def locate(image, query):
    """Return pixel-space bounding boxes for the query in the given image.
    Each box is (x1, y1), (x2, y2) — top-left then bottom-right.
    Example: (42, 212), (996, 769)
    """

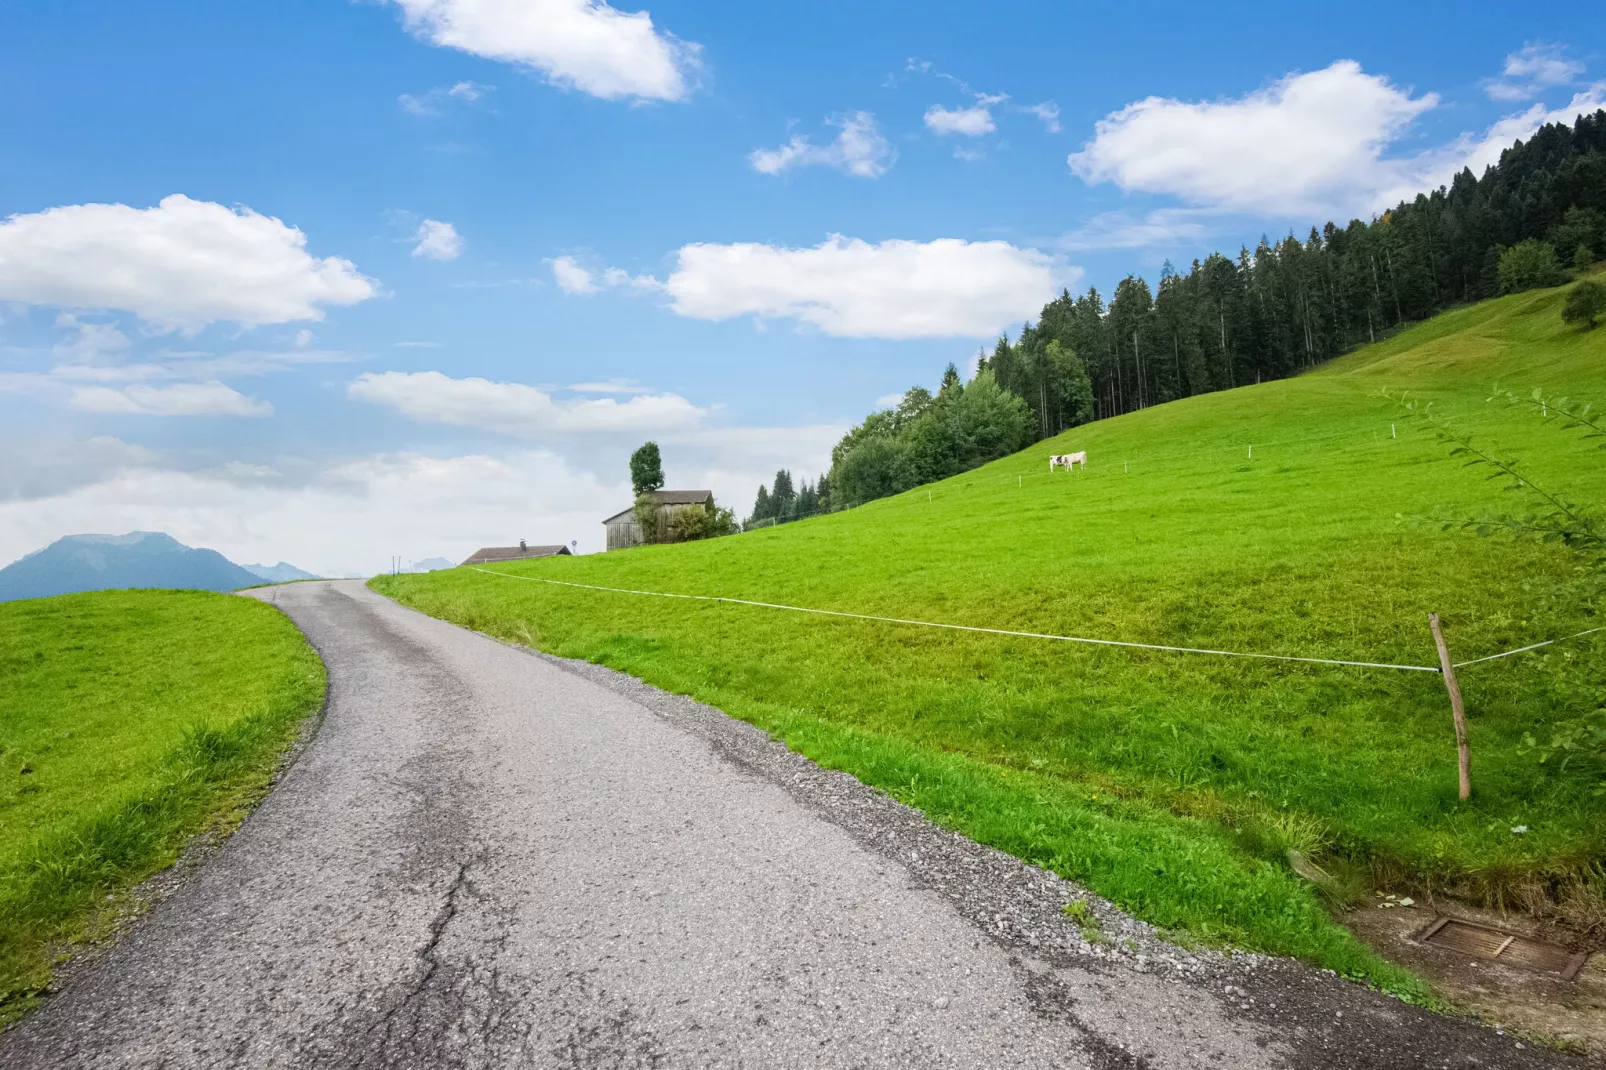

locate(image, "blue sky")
(1, 1), (1601, 572)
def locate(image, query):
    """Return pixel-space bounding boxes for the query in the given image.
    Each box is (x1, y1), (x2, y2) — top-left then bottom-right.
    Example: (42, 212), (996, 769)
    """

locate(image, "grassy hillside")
(374, 280), (1606, 993)
(0, 590), (325, 1020)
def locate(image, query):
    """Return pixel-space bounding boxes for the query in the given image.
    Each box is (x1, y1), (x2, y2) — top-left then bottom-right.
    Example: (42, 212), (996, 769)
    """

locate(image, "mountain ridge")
(0, 532), (311, 602)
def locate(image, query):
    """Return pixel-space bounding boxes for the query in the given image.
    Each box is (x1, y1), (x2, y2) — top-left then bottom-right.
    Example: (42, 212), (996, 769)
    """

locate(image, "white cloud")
(874, 392), (905, 409)
(349, 370), (706, 434)
(1057, 209), (1212, 252)
(551, 255), (598, 294)
(388, 0), (698, 102)
(0, 452), (620, 574)
(1069, 61), (1441, 216)
(1069, 62), (1606, 219)
(0, 194), (377, 331)
(411, 219), (463, 260)
(294, 328), (315, 348)
(68, 381), (274, 417)
(924, 104), (996, 137)
(750, 112), (896, 178)
(1486, 43), (1585, 101)
(1022, 102), (1061, 132)
(399, 80), (492, 115)
(661, 235), (1068, 339)
(1434, 88), (1606, 191)
(52, 315), (133, 365)
(0, 420), (847, 572)
(568, 379), (654, 394)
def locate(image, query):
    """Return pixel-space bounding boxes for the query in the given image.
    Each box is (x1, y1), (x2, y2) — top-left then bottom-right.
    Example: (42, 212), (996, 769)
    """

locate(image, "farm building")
(459, 541), (572, 566)
(603, 490), (713, 550)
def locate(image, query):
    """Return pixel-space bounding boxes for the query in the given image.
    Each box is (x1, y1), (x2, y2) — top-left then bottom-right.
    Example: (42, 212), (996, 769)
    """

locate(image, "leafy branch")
(1387, 390), (1603, 558)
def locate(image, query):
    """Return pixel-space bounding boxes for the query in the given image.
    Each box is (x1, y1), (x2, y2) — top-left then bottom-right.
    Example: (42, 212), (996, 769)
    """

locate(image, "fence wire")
(467, 567), (1601, 674)
(468, 567), (1456, 672)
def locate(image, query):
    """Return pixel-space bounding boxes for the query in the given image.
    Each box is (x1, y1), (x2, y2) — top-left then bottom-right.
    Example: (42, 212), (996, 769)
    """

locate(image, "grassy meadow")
(373, 280), (1606, 993)
(0, 590), (325, 1020)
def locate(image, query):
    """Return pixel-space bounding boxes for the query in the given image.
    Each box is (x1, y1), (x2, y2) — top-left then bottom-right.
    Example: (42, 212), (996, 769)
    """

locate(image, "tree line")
(746, 109), (1606, 523)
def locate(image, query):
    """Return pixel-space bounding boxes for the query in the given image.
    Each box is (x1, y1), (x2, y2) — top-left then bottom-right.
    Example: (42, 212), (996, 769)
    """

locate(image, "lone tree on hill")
(1562, 279), (1605, 329)
(1497, 240), (1566, 294)
(629, 441), (664, 495)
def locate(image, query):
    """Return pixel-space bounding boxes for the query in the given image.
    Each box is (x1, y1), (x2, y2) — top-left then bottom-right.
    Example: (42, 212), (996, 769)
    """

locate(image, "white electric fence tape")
(469, 567), (1469, 672)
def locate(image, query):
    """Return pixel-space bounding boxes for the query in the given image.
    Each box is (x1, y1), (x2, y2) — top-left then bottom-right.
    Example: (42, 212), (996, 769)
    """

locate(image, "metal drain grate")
(1414, 916), (1590, 980)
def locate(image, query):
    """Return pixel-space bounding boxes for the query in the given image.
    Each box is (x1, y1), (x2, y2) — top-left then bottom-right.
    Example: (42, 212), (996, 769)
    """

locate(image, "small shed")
(459, 542), (572, 567)
(603, 490), (713, 550)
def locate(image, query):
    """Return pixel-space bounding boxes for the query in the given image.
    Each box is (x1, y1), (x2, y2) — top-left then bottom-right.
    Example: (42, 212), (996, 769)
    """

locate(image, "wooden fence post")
(1428, 613), (1471, 800)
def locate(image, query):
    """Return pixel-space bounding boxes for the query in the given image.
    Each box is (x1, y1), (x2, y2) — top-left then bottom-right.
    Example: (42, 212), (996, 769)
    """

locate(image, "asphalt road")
(0, 580), (1575, 1068)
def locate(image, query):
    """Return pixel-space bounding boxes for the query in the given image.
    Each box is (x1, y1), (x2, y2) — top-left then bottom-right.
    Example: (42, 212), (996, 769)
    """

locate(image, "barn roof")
(459, 544), (572, 566)
(601, 489), (713, 525)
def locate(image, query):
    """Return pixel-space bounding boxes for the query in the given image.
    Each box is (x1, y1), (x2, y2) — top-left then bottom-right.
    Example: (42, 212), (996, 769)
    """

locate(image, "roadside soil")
(1346, 899), (1605, 1056)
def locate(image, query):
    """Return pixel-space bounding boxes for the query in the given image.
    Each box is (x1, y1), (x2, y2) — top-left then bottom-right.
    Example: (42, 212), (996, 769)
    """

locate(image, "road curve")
(0, 580), (1566, 1069)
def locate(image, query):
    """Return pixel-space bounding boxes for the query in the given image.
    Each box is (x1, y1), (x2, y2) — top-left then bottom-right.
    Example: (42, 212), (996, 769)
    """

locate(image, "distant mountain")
(0, 532), (264, 603)
(241, 561), (321, 583)
(412, 558), (455, 572)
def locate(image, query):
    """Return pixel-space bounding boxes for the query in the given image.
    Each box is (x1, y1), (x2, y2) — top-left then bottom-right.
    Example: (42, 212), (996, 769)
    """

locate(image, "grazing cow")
(1049, 451), (1088, 472)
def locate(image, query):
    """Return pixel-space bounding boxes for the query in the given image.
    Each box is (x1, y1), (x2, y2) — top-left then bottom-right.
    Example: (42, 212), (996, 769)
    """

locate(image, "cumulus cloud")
(749, 112), (895, 178)
(388, 0), (698, 102)
(924, 104), (996, 137)
(1069, 60), (1606, 220)
(0, 194), (377, 331)
(1068, 61), (1440, 216)
(68, 381), (274, 417)
(1485, 43), (1585, 101)
(348, 370), (706, 434)
(660, 235), (1067, 339)
(412, 219), (464, 260)
(551, 255), (598, 294)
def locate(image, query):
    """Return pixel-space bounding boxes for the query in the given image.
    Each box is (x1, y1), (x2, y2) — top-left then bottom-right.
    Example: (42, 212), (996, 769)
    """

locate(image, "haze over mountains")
(0, 532), (320, 603)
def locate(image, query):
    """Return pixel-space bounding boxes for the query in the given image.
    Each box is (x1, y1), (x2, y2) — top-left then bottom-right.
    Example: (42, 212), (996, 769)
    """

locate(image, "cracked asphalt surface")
(0, 580), (1581, 1068)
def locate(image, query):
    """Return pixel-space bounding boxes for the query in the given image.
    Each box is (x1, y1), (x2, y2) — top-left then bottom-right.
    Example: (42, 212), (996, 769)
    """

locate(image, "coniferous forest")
(747, 109), (1606, 526)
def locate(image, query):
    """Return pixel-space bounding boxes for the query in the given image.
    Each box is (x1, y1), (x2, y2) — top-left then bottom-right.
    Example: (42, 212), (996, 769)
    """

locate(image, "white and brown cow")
(1049, 451), (1087, 472)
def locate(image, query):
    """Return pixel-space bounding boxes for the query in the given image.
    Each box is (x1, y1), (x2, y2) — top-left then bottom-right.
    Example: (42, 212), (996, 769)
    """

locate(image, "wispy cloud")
(1057, 209), (1212, 252)
(749, 112), (895, 178)
(69, 381), (274, 417)
(399, 80), (493, 116)
(1484, 43), (1585, 101)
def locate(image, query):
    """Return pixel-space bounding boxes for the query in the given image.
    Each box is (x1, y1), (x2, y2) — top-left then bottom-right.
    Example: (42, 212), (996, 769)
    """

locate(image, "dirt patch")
(1346, 898), (1605, 1056)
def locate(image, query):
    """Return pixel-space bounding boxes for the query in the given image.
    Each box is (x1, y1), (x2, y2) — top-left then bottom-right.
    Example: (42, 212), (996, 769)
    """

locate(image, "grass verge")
(0, 589), (325, 1021)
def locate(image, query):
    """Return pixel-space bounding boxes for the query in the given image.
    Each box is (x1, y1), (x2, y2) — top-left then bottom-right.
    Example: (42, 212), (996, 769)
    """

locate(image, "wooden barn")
(459, 541), (572, 566)
(602, 490), (712, 550)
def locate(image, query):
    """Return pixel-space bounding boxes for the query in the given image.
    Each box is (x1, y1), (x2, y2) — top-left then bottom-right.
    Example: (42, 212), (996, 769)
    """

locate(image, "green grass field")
(373, 280), (1606, 994)
(0, 590), (325, 1019)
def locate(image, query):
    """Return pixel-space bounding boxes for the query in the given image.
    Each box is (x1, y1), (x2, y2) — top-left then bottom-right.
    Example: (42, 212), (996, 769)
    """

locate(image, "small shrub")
(1562, 279), (1605, 329)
